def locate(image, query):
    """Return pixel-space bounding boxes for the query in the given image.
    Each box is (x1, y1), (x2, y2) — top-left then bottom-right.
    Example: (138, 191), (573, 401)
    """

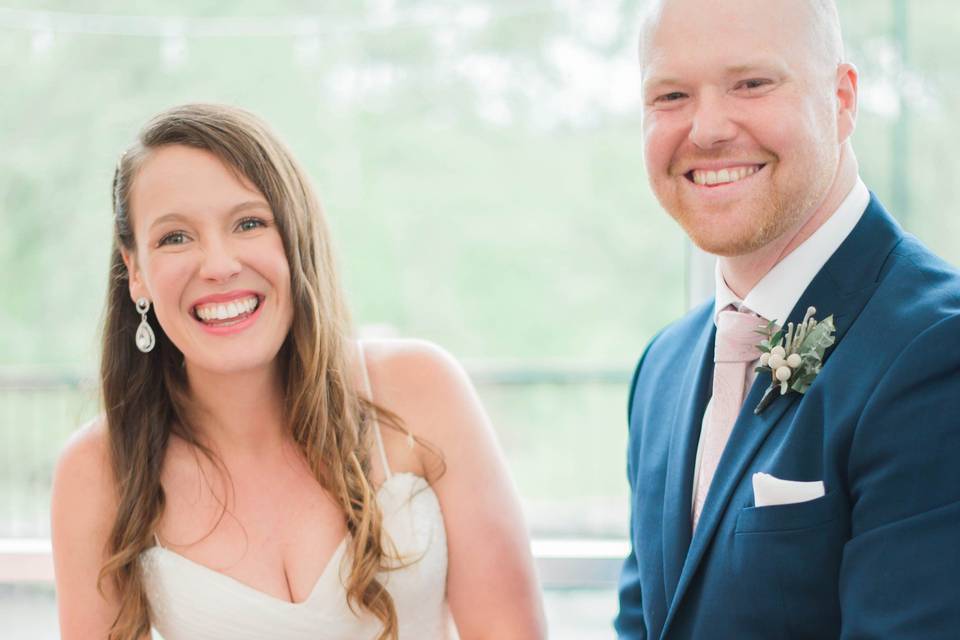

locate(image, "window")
(1, 2), (958, 637)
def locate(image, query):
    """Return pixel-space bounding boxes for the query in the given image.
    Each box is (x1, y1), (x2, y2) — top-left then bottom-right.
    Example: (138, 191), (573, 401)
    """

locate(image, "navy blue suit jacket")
(616, 196), (960, 639)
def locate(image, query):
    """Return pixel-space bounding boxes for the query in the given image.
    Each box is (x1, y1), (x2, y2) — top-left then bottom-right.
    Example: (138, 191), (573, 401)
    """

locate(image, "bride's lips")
(190, 290), (265, 336)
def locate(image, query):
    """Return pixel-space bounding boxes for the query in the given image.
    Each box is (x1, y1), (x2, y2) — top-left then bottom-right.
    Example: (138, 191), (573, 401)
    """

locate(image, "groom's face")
(640, 0), (845, 257)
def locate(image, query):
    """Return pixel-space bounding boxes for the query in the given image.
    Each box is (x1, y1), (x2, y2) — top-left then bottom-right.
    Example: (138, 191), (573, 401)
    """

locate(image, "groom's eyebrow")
(643, 75), (681, 93)
(723, 58), (790, 77)
(643, 58), (790, 89)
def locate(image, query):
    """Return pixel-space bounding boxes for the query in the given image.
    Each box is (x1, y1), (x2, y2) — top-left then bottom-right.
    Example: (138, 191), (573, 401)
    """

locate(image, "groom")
(616, 1), (960, 638)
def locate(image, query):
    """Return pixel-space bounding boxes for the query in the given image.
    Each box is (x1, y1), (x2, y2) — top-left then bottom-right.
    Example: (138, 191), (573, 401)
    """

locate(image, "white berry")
(787, 353), (802, 368)
(768, 354), (786, 370)
(759, 352), (771, 367)
(775, 366), (792, 382)
(771, 345), (786, 358)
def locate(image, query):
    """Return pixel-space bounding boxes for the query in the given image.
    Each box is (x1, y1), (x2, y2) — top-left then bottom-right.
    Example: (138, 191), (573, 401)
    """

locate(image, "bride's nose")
(198, 238), (242, 283)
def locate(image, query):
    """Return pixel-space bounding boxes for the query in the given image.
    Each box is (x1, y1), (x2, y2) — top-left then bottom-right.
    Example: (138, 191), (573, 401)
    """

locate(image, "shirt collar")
(714, 178), (870, 326)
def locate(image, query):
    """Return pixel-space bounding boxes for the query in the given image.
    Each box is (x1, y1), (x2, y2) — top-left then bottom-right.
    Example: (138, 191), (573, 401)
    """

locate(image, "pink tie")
(692, 308), (763, 530)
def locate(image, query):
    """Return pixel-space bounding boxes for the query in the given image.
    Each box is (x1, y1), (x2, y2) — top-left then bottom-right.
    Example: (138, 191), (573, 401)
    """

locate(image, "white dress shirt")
(690, 178), (871, 510)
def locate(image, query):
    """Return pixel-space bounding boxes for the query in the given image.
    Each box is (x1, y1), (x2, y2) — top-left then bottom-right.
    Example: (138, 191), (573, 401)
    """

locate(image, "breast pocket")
(736, 489), (847, 533)
(733, 491), (849, 639)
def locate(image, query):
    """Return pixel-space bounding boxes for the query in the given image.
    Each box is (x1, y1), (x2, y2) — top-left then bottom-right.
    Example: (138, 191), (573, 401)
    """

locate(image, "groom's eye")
(737, 78), (772, 91)
(656, 91), (687, 104)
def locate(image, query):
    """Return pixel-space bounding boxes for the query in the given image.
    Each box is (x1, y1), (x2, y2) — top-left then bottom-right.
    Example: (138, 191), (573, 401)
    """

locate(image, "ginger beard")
(667, 168), (824, 259)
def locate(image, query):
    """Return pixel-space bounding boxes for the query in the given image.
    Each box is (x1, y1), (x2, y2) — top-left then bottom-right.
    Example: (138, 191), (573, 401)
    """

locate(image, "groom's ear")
(835, 62), (858, 144)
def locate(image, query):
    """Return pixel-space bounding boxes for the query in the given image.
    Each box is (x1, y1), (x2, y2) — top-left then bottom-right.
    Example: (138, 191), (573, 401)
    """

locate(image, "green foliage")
(2, 1), (959, 367)
(790, 316), (835, 394)
(2, 1), (960, 537)
(0, 1), (684, 367)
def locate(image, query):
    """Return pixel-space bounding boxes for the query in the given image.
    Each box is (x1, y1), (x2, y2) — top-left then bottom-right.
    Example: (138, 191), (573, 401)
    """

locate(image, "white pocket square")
(752, 472), (825, 507)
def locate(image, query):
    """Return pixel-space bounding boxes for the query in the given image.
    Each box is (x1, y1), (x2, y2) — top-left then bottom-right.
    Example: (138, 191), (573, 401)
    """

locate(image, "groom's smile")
(677, 160), (773, 205)
(686, 164), (765, 187)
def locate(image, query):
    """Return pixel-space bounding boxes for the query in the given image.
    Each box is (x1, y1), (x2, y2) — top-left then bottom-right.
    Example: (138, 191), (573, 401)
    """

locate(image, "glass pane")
(3, 4), (957, 623)
(0, 1), (685, 544)
(843, 0), (960, 262)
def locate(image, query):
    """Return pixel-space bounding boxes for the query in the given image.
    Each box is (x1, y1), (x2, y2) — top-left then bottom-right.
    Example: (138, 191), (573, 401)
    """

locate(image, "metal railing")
(0, 363), (635, 588)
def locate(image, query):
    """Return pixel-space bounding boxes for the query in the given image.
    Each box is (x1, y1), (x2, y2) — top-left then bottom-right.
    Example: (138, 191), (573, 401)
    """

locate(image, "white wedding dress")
(140, 350), (457, 639)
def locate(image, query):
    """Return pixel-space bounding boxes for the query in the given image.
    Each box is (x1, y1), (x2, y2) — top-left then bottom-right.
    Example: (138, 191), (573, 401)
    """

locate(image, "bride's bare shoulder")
(361, 338), (472, 404)
(57, 416), (110, 473)
(362, 337), (460, 372)
(52, 419), (132, 636)
(51, 416), (116, 529)
(360, 338), (487, 452)
(54, 417), (112, 483)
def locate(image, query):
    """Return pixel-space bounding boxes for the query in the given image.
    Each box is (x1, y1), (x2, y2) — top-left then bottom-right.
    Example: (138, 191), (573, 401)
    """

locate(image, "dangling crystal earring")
(135, 298), (156, 353)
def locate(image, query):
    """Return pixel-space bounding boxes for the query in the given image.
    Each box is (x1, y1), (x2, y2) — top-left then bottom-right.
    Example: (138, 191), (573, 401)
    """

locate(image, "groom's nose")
(688, 92), (738, 150)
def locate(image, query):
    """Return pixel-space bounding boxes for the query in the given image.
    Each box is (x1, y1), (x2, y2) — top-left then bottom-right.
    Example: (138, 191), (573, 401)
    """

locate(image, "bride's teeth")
(194, 296), (259, 323)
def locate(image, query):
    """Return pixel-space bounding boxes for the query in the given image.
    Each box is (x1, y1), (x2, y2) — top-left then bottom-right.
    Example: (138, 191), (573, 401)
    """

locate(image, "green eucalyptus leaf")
(799, 315), (836, 355)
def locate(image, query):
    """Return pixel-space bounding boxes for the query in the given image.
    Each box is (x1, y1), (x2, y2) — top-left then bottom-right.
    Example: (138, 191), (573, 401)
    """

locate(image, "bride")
(50, 103), (546, 640)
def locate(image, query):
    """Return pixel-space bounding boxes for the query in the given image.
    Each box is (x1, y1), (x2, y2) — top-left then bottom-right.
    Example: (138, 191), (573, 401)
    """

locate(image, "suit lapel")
(661, 314), (715, 607)
(659, 195), (903, 639)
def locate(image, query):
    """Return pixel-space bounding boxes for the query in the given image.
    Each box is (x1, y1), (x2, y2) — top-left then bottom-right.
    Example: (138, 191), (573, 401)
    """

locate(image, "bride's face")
(123, 144), (293, 377)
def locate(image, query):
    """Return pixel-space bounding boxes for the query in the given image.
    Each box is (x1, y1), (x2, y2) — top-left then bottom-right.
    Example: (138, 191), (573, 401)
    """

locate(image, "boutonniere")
(753, 306), (836, 415)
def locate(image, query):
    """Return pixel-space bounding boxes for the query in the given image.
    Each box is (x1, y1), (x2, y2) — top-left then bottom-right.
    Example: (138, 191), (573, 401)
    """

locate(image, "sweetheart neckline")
(144, 472), (434, 608)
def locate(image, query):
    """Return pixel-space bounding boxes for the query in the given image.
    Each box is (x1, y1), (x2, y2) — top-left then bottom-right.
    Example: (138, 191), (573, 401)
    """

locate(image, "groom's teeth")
(692, 165), (760, 186)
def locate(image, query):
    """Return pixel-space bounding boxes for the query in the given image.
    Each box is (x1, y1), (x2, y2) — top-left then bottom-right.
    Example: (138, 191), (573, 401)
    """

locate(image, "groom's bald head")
(640, 0), (845, 77)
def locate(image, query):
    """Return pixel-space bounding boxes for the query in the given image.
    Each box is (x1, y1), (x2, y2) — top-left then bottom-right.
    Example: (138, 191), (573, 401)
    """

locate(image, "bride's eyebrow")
(149, 201), (272, 229)
(149, 212), (190, 229)
(228, 200), (272, 215)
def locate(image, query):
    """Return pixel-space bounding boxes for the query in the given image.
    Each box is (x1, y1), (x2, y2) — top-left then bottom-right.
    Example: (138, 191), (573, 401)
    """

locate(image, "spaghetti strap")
(154, 532), (165, 549)
(357, 340), (392, 480)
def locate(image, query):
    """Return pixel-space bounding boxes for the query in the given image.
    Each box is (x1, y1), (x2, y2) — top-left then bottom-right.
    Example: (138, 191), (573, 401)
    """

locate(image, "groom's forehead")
(639, 0), (842, 74)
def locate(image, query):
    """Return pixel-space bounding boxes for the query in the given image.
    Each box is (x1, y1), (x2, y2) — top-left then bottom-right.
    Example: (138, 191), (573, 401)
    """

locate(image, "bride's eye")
(158, 231), (188, 246)
(236, 217), (267, 232)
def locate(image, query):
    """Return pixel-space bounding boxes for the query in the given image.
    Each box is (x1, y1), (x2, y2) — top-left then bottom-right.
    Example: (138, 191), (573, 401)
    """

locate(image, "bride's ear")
(121, 248), (148, 304)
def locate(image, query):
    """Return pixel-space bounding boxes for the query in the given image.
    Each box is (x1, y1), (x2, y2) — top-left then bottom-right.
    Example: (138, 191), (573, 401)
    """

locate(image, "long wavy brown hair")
(98, 103), (411, 639)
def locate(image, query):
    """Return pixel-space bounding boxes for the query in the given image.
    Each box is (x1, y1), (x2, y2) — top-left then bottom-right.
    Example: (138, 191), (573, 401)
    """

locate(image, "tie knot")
(715, 308), (765, 363)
